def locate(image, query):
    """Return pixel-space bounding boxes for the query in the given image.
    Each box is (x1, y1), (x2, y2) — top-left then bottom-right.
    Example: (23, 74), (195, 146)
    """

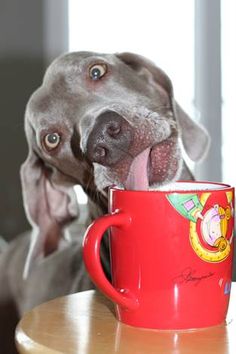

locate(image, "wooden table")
(16, 284), (236, 354)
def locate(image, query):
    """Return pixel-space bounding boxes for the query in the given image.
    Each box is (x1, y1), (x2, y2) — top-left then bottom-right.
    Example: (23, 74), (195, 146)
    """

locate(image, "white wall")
(69, 0), (194, 117)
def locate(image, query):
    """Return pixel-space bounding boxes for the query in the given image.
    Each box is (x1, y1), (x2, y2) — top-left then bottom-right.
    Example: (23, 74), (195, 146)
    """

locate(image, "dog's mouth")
(124, 137), (180, 190)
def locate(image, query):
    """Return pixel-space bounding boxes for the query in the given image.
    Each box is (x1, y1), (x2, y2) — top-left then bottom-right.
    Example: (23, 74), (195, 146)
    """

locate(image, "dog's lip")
(149, 138), (179, 185)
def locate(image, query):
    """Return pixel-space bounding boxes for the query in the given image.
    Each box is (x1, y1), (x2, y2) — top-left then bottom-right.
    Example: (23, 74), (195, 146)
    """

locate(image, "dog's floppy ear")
(174, 103), (210, 161)
(116, 52), (210, 161)
(20, 148), (78, 278)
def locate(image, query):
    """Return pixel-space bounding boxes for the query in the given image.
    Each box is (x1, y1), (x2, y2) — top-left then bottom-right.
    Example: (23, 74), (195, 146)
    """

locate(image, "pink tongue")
(125, 147), (150, 190)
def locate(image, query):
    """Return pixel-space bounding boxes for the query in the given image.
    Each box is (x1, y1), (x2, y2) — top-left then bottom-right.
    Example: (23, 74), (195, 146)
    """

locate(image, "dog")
(0, 51), (209, 353)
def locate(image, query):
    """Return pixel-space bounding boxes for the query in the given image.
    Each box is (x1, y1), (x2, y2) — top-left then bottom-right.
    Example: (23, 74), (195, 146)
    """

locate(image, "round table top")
(16, 284), (236, 354)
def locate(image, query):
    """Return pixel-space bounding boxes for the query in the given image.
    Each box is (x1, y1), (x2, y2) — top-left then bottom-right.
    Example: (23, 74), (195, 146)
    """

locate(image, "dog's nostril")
(106, 122), (121, 137)
(94, 146), (107, 159)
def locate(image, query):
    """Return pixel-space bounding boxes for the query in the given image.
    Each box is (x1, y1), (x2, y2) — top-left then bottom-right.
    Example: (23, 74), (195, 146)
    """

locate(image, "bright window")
(68, 0), (235, 188)
(69, 0), (194, 116)
(221, 0), (236, 187)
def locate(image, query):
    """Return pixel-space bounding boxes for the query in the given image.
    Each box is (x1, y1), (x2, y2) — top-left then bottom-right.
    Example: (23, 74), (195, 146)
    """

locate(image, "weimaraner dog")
(0, 51), (209, 353)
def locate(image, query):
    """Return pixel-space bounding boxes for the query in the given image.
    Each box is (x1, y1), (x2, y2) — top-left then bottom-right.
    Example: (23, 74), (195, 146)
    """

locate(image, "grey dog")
(0, 51), (209, 353)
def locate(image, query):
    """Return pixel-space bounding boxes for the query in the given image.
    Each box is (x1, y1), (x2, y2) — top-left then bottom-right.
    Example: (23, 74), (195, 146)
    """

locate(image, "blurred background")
(0, 0), (235, 246)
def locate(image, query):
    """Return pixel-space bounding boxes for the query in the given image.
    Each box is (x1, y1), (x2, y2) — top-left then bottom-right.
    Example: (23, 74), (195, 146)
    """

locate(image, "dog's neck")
(86, 188), (108, 215)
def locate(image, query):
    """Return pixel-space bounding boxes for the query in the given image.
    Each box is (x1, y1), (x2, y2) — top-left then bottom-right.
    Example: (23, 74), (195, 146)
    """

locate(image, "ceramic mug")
(83, 182), (234, 330)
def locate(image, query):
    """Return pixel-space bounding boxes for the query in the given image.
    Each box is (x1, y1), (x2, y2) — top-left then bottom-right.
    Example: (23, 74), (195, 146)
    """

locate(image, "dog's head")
(21, 51), (209, 275)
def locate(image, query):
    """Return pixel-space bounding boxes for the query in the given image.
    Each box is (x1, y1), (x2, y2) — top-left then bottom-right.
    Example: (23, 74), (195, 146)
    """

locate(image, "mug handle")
(83, 212), (139, 311)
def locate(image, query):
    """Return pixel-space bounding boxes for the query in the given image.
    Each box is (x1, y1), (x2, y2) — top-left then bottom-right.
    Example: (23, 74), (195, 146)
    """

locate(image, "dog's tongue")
(125, 147), (150, 190)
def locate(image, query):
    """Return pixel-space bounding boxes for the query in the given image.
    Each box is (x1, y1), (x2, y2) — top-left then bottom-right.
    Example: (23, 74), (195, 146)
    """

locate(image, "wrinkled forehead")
(43, 51), (118, 86)
(25, 52), (135, 128)
(27, 52), (120, 109)
(42, 51), (148, 101)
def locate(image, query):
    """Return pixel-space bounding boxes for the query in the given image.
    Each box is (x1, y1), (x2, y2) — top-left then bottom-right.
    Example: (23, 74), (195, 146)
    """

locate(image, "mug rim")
(109, 181), (234, 194)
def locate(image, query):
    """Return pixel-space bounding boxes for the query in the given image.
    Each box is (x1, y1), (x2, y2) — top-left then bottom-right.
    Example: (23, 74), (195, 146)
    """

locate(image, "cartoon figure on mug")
(167, 191), (234, 262)
(200, 204), (231, 251)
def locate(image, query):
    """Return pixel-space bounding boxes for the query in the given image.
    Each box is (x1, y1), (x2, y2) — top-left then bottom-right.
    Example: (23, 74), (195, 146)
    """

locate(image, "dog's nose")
(86, 111), (133, 166)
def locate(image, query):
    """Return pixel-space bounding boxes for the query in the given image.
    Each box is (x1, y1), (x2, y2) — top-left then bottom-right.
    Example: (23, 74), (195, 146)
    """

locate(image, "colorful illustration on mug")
(167, 191), (234, 262)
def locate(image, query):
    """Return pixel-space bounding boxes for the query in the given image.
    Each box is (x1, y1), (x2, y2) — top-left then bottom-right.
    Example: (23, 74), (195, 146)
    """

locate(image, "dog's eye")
(43, 133), (61, 151)
(89, 64), (107, 80)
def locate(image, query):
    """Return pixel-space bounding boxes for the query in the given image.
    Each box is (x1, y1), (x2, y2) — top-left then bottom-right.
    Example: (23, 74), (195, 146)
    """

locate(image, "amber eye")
(43, 133), (61, 151)
(89, 64), (107, 80)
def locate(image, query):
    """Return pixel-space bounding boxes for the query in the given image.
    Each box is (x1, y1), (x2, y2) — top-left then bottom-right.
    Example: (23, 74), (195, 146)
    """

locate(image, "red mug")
(83, 182), (234, 330)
